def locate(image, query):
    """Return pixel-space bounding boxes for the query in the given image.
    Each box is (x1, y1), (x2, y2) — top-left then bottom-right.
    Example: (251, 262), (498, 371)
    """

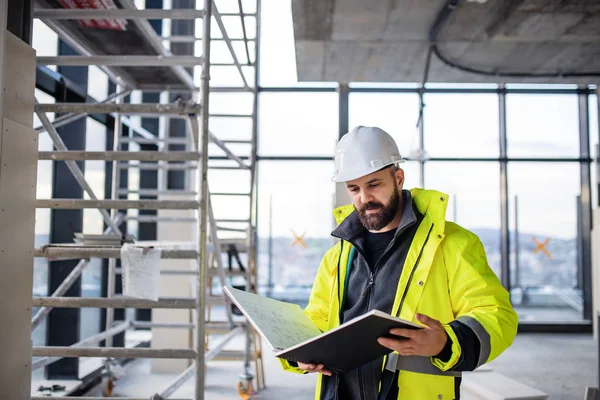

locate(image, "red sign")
(56, 0), (127, 31)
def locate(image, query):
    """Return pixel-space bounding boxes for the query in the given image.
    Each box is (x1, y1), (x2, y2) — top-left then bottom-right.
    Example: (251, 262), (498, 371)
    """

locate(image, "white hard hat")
(331, 126), (404, 183)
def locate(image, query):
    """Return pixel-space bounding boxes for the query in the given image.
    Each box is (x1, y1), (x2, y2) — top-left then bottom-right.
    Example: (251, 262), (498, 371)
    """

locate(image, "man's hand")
(377, 313), (448, 357)
(297, 362), (332, 376)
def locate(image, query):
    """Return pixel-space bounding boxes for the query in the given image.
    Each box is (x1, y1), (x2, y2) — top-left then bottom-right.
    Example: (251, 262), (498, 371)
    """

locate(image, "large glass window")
(349, 93), (420, 159)
(258, 93), (338, 156)
(507, 94), (580, 158)
(424, 162), (501, 277)
(423, 93), (499, 158)
(257, 161), (335, 305)
(508, 162), (582, 322)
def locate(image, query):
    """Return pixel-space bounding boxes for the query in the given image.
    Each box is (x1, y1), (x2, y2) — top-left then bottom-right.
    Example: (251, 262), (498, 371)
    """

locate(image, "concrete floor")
(95, 333), (595, 400)
(488, 333), (596, 400)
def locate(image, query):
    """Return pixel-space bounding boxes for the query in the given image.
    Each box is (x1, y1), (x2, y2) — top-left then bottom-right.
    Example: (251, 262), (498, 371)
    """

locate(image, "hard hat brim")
(331, 160), (404, 183)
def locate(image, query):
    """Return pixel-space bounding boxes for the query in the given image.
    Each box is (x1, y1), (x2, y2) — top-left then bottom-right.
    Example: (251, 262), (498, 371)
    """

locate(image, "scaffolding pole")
(197, 0), (213, 396)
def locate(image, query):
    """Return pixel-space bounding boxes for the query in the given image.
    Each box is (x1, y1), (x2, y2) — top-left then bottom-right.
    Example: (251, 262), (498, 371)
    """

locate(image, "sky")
(30, 0), (599, 244)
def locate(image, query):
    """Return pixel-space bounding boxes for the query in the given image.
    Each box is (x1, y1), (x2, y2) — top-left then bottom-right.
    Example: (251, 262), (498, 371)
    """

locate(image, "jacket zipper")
(396, 224), (434, 316)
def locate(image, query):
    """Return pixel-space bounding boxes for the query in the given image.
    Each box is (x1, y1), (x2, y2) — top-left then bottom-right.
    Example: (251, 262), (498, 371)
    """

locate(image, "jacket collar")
(332, 188), (449, 240)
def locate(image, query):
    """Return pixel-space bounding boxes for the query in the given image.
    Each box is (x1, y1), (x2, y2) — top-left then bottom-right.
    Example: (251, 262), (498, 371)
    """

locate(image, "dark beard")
(357, 187), (401, 231)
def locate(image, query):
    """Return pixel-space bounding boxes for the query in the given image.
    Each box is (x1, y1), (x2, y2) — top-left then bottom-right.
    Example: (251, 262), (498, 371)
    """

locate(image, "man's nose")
(360, 191), (373, 204)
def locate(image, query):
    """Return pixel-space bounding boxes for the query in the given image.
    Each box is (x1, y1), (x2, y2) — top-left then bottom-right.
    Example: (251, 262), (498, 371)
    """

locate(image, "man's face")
(345, 167), (404, 231)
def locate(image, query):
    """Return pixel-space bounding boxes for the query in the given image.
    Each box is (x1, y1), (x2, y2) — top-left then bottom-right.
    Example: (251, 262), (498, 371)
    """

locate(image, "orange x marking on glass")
(532, 237), (552, 259)
(291, 230), (308, 248)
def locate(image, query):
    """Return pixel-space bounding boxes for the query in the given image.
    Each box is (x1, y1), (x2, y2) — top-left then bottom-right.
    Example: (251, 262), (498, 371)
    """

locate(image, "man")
(279, 126), (518, 399)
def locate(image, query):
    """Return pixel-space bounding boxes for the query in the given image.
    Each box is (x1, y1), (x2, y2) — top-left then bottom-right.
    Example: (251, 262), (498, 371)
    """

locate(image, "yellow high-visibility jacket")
(280, 188), (518, 399)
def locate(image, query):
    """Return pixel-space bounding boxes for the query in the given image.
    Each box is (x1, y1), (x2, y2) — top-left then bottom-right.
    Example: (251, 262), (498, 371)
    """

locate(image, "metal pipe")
(161, 364), (196, 399)
(35, 246), (200, 260)
(212, 3), (250, 90)
(115, 268), (198, 276)
(37, 55), (205, 67)
(160, 326), (245, 398)
(32, 346), (196, 359)
(35, 101), (122, 235)
(34, 8), (205, 19)
(209, 113), (253, 118)
(35, 89), (133, 133)
(237, 0), (252, 65)
(125, 215), (197, 223)
(499, 85), (510, 292)
(120, 137), (190, 145)
(32, 321), (131, 370)
(106, 86), (123, 349)
(118, 189), (197, 196)
(209, 132), (250, 169)
(32, 296), (198, 309)
(36, 102), (201, 115)
(163, 35), (256, 43)
(197, 0), (214, 395)
(36, 199), (200, 210)
(38, 151), (201, 161)
(205, 326), (245, 362)
(118, 163), (199, 171)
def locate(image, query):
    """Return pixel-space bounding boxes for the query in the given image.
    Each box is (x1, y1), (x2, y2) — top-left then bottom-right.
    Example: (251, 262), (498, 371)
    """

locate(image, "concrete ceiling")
(291, 0), (600, 83)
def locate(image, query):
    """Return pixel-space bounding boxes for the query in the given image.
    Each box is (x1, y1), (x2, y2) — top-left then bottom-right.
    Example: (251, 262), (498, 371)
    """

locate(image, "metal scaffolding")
(31, 0), (261, 399)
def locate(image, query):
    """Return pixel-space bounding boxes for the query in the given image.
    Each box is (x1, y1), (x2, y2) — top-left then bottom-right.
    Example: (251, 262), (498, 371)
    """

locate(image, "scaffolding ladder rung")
(211, 192), (251, 196)
(209, 165), (248, 170)
(37, 55), (205, 67)
(129, 321), (245, 333)
(36, 199), (200, 210)
(209, 113), (253, 118)
(118, 189), (197, 196)
(34, 246), (200, 260)
(32, 296), (197, 309)
(35, 102), (201, 115)
(125, 215), (197, 223)
(215, 218), (251, 223)
(119, 163), (198, 171)
(120, 137), (191, 145)
(221, 140), (252, 144)
(212, 350), (260, 361)
(32, 346), (196, 359)
(35, 8), (205, 19)
(38, 151), (201, 162)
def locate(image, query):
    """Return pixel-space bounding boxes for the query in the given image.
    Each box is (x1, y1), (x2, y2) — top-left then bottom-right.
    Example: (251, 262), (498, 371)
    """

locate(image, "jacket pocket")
(397, 370), (455, 400)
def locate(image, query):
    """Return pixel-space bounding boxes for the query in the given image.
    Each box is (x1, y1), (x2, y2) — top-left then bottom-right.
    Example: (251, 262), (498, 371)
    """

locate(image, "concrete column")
(0, 23), (38, 400)
(152, 193), (195, 372)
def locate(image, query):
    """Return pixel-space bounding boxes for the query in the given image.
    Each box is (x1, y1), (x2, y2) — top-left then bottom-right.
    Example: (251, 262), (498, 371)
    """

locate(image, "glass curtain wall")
(257, 0), (598, 325)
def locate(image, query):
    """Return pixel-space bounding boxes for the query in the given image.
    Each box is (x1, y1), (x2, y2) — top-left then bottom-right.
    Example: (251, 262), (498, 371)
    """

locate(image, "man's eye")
(369, 183), (380, 188)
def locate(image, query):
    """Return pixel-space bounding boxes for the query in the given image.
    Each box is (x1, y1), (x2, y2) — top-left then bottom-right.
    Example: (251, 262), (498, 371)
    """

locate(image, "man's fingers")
(416, 313), (442, 329)
(314, 365), (332, 376)
(297, 362), (332, 376)
(389, 328), (418, 338)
